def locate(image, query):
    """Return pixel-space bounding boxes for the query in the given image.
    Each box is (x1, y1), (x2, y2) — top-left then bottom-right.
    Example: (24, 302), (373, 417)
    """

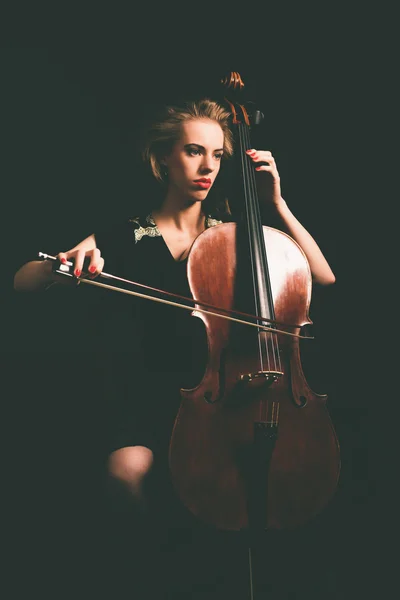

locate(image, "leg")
(103, 445), (161, 599)
(107, 445), (154, 512)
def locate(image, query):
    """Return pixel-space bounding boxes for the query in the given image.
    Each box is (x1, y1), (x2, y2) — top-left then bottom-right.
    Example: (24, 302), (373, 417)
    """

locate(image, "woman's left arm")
(247, 148), (336, 286)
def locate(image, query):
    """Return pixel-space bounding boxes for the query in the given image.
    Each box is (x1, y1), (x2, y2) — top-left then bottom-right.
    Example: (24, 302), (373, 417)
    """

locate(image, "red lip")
(194, 178), (212, 183)
(193, 181), (211, 189)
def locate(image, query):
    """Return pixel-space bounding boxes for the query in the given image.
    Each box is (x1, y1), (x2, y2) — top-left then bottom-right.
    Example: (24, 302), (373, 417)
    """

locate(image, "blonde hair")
(142, 98), (234, 184)
(140, 98), (234, 218)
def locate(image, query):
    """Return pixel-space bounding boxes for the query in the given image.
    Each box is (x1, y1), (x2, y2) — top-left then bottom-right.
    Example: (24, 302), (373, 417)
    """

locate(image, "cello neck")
(234, 119), (276, 324)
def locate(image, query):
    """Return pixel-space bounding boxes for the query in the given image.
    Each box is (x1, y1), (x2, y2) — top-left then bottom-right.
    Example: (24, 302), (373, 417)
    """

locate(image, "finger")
(255, 165), (274, 172)
(72, 249), (88, 278)
(246, 149), (272, 158)
(86, 248), (99, 273)
(57, 251), (71, 266)
(87, 253), (104, 279)
(254, 154), (275, 165)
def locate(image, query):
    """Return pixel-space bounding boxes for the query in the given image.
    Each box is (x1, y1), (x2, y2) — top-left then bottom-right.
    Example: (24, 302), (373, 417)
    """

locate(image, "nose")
(200, 154), (215, 174)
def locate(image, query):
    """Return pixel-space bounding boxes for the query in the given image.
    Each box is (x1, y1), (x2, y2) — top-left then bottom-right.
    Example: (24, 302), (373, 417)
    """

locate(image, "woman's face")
(163, 118), (224, 203)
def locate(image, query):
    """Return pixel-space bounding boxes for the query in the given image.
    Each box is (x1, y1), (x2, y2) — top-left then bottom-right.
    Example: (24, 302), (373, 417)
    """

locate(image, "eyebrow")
(184, 143), (224, 152)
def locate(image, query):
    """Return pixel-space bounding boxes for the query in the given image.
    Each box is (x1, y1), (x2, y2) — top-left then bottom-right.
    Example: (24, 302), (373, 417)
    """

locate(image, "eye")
(214, 153), (223, 161)
(187, 147), (201, 156)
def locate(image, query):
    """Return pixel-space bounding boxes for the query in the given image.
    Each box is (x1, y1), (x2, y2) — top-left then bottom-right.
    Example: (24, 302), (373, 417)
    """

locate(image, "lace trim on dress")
(130, 214), (161, 243)
(130, 214), (222, 243)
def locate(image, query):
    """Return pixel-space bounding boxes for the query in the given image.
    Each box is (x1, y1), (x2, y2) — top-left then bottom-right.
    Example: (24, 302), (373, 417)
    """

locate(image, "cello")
(168, 72), (340, 532)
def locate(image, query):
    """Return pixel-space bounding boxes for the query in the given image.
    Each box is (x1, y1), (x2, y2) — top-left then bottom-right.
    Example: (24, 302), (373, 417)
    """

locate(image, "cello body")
(169, 222), (340, 530)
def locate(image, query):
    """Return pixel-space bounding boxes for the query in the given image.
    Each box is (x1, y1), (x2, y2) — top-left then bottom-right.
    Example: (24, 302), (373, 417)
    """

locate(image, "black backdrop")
(1, 7), (372, 600)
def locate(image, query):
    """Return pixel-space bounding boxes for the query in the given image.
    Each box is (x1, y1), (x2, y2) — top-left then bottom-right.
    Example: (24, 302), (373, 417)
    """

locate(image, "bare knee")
(107, 446), (154, 489)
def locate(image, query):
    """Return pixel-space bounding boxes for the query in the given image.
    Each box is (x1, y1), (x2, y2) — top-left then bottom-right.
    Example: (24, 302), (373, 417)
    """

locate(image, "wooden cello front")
(169, 73), (340, 530)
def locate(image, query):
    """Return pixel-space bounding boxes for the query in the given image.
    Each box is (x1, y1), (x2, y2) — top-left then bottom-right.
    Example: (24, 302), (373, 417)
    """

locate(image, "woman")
(14, 97), (335, 597)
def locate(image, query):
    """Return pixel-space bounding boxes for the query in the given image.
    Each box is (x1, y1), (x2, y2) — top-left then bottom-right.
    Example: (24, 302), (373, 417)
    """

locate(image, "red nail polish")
(60, 257), (67, 264)
(89, 266), (96, 273)
(75, 269), (81, 277)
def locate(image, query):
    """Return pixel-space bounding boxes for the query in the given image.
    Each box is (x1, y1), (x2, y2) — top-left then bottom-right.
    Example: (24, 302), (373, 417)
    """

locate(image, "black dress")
(93, 213), (221, 456)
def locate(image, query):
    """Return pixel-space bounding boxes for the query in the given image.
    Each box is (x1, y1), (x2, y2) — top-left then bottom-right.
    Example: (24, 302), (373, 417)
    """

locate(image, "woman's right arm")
(13, 234), (104, 291)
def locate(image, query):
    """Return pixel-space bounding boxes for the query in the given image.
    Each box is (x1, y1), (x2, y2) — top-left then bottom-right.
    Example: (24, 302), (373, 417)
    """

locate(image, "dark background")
(1, 5), (374, 599)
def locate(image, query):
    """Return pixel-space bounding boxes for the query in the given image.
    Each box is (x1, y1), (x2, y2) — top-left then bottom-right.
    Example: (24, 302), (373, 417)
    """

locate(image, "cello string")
(254, 144), (282, 376)
(244, 125), (274, 424)
(242, 124), (281, 380)
(243, 123), (283, 378)
(240, 122), (270, 423)
(242, 125), (272, 375)
(237, 123), (266, 376)
(242, 121), (283, 423)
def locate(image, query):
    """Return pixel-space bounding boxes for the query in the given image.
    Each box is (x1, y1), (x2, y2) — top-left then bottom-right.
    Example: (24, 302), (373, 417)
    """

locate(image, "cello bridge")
(239, 370), (283, 386)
